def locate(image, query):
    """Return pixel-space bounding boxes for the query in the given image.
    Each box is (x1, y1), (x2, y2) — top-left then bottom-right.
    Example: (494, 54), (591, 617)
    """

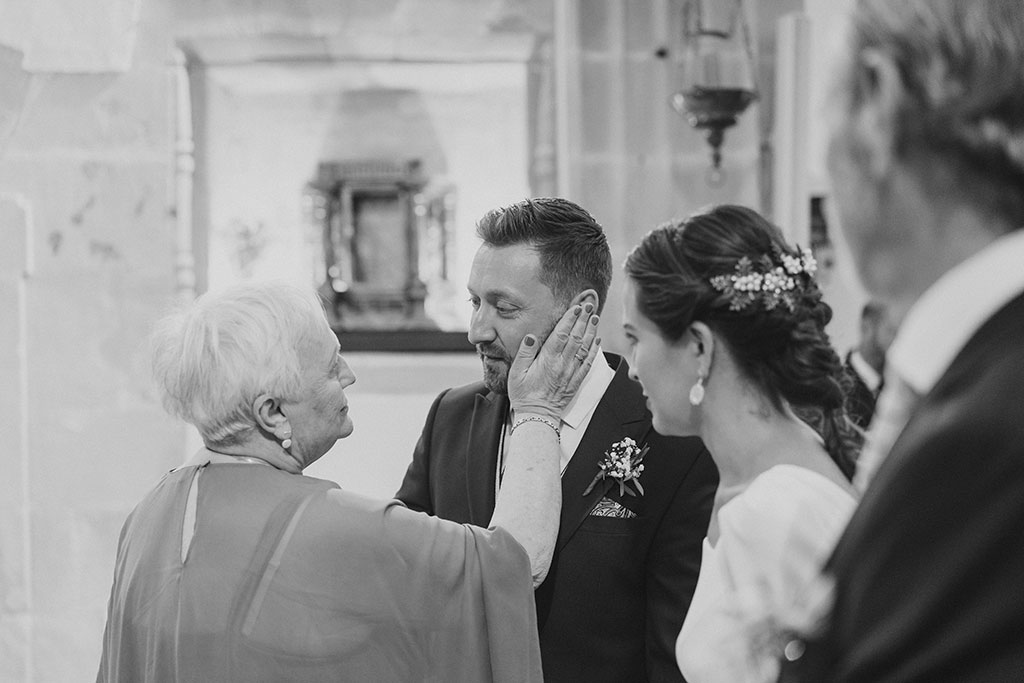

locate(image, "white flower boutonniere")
(582, 437), (649, 497)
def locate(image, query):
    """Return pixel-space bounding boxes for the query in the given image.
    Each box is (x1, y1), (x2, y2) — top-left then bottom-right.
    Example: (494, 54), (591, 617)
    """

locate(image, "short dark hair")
(476, 197), (613, 314)
(624, 204), (861, 480)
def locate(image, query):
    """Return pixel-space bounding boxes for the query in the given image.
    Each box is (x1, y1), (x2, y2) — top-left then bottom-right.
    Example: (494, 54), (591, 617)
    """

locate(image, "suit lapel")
(555, 355), (649, 552)
(466, 391), (509, 526)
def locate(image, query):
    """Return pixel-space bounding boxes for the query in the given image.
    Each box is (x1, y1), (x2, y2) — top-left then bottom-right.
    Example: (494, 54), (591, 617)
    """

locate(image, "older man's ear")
(850, 48), (904, 180)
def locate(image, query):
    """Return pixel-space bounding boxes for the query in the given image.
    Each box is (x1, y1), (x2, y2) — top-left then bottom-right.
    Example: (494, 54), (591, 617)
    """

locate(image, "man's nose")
(467, 308), (496, 345)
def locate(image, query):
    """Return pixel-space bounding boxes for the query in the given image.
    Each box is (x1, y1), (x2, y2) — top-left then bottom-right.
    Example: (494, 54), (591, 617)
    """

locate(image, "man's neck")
(878, 180), (1013, 316)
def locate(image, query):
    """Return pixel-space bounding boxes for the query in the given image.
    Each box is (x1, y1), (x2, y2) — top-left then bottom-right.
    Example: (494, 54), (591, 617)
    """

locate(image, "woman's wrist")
(509, 414), (561, 442)
(509, 402), (561, 422)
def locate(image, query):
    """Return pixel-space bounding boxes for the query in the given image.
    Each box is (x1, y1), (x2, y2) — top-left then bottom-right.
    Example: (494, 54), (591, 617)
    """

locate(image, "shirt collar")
(849, 350), (882, 393)
(560, 347), (615, 429)
(888, 228), (1024, 395)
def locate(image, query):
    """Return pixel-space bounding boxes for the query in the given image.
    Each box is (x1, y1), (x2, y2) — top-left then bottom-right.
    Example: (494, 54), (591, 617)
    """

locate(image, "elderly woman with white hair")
(96, 280), (600, 682)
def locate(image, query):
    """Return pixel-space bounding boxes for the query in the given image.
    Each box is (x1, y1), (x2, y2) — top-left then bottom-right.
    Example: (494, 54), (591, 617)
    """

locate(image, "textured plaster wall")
(0, 0), (181, 679)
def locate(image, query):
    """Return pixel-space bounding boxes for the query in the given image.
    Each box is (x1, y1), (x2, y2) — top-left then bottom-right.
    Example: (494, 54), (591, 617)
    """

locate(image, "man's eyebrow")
(489, 286), (521, 300)
(469, 285), (518, 301)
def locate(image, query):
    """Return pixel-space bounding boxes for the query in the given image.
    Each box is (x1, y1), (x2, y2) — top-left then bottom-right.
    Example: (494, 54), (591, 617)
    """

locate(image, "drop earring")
(689, 373), (705, 406)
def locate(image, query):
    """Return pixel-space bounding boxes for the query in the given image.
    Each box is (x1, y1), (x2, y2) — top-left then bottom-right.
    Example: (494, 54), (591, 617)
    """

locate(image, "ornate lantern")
(670, 0), (757, 181)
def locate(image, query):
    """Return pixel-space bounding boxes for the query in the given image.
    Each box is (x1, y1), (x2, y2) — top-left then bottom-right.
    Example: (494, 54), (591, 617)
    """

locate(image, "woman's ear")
(252, 393), (289, 438)
(688, 322), (715, 375)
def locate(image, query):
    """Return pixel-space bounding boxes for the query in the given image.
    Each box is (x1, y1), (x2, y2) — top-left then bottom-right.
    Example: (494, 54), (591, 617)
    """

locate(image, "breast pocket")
(579, 514), (637, 536)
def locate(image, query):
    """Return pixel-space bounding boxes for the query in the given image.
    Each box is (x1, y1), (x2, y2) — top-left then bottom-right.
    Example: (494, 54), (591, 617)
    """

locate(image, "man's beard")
(477, 343), (511, 394)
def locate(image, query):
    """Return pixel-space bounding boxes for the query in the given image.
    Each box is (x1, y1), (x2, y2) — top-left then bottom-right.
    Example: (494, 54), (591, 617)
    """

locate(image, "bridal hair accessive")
(709, 245), (817, 313)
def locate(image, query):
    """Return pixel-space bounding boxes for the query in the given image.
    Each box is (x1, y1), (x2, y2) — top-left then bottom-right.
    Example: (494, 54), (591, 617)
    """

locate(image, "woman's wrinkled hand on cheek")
(507, 303), (600, 419)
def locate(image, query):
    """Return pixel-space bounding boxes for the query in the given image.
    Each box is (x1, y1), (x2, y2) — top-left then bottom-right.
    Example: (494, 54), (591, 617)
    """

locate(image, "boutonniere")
(582, 437), (648, 497)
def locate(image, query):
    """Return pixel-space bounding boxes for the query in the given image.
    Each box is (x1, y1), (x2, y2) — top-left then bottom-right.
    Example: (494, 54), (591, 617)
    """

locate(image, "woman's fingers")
(564, 314), (600, 387)
(555, 303), (594, 360)
(577, 312), (599, 359)
(510, 305), (582, 383)
(547, 303), (584, 357)
(513, 333), (541, 368)
(508, 303), (600, 414)
(542, 306), (598, 390)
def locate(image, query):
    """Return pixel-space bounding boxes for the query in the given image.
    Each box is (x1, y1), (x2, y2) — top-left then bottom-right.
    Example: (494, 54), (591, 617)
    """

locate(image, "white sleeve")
(676, 468), (855, 683)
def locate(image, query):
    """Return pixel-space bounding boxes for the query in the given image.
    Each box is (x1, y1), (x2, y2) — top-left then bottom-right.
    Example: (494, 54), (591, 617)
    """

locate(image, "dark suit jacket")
(843, 352), (878, 430)
(396, 353), (717, 683)
(782, 292), (1024, 682)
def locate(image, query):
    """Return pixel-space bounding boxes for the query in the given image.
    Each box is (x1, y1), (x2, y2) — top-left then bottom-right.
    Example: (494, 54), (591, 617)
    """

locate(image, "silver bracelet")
(510, 415), (561, 443)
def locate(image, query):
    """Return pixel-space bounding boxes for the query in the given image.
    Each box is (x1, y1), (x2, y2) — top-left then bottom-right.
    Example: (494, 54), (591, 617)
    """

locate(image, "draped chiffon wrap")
(97, 462), (543, 682)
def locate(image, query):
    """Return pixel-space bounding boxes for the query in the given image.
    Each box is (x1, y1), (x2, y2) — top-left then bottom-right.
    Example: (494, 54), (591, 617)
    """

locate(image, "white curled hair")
(150, 280), (331, 446)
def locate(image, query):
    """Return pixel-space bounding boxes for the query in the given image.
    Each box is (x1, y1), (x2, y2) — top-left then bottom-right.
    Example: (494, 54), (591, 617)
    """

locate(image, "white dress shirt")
(848, 350), (882, 394)
(855, 228), (1024, 490)
(557, 348), (616, 473)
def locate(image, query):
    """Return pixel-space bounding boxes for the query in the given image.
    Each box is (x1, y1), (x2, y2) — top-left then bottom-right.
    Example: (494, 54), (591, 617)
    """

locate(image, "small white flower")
(582, 437), (649, 497)
(800, 248), (818, 275)
(781, 253), (803, 274)
(709, 245), (818, 313)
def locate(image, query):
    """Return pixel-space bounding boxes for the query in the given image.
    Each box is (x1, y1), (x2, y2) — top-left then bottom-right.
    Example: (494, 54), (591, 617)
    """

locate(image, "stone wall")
(0, 0), (181, 678)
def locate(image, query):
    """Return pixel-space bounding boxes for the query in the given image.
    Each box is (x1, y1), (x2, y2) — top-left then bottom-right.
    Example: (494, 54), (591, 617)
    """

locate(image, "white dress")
(675, 465), (856, 683)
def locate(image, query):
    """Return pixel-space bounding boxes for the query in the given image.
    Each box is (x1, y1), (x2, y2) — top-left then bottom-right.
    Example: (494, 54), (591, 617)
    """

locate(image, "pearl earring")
(281, 433), (292, 450)
(689, 373), (705, 406)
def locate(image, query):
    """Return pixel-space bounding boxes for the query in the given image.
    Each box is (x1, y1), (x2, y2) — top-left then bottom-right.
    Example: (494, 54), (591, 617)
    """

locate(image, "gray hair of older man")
(839, 0), (1024, 227)
(150, 281), (332, 447)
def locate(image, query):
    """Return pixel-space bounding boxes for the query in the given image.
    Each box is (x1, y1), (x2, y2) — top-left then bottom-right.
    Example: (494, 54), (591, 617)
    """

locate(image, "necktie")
(853, 368), (922, 492)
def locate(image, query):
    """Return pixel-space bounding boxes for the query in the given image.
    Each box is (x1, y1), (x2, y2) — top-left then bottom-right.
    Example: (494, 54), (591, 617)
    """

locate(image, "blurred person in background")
(843, 300), (896, 430)
(782, 1), (1024, 680)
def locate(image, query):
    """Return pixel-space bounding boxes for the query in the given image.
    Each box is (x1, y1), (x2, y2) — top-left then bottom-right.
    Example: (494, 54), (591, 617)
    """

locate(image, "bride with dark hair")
(621, 204), (861, 683)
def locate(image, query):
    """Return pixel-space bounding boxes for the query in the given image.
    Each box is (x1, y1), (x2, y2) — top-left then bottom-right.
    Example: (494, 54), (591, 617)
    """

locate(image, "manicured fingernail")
(524, 335), (536, 346)
(573, 305), (582, 315)
(583, 303), (594, 314)
(590, 315), (599, 325)
(595, 337), (602, 346)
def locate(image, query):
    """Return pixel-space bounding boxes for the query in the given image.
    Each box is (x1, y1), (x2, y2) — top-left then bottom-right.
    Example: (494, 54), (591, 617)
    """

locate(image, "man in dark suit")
(397, 198), (717, 682)
(842, 301), (895, 430)
(782, 1), (1024, 681)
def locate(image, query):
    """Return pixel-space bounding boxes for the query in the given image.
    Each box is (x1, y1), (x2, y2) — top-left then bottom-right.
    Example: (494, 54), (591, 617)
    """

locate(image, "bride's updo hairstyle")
(624, 204), (860, 479)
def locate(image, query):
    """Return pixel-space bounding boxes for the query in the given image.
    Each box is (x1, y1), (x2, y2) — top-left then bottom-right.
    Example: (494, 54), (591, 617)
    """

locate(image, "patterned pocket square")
(589, 497), (637, 519)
